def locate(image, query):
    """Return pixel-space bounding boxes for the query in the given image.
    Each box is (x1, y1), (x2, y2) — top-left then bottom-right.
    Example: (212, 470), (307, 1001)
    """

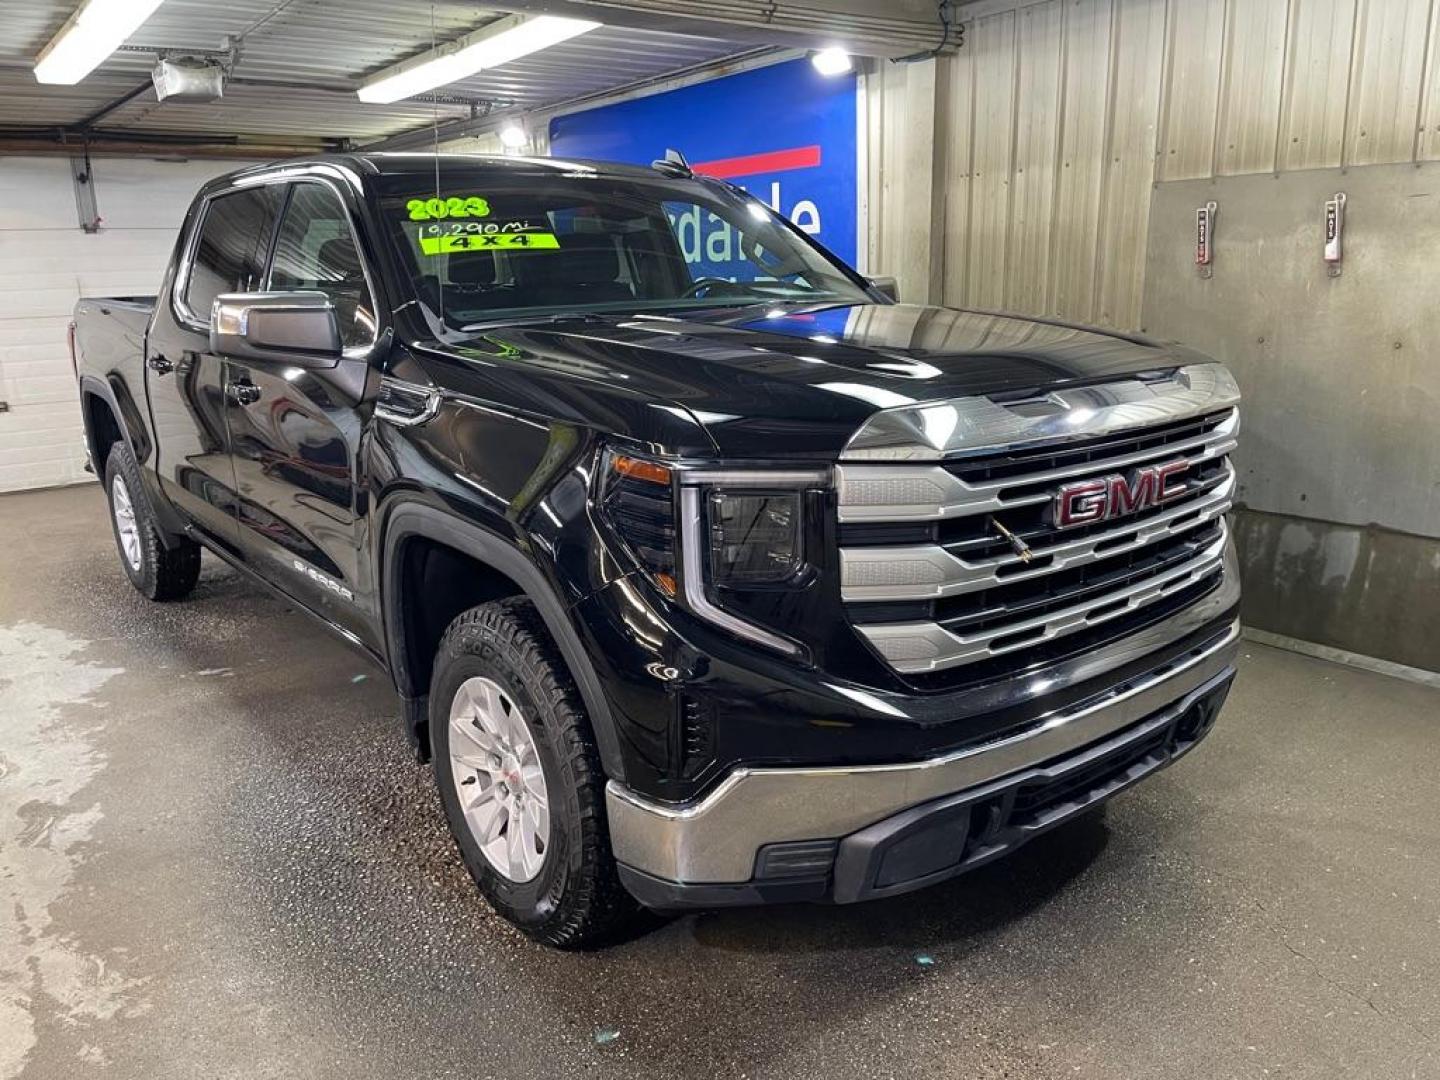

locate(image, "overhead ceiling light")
(810, 47), (852, 77)
(34, 0), (166, 85)
(498, 123), (528, 150)
(358, 14), (600, 104)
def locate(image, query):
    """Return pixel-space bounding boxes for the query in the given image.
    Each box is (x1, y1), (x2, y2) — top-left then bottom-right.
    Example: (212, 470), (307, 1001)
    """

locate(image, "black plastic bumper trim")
(615, 665), (1234, 912)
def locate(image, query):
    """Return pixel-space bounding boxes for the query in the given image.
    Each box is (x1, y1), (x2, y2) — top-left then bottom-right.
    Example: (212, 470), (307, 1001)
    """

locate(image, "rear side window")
(183, 186), (283, 323)
(268, 183), (377, 349)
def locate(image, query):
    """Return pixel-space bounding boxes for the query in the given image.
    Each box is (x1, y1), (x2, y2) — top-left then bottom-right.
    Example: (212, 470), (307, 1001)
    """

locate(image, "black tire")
(103, 441), (201, 601)
(429, 598), (643, 948)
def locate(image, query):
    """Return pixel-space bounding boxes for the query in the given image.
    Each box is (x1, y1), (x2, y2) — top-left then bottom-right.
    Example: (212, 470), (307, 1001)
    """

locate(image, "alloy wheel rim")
(111, 475), (142, 572)
(448, 676), (550, 883)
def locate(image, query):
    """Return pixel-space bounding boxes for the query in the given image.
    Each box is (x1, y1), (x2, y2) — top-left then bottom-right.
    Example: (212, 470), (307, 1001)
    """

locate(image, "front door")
(221, 180), (382, 650)
(147, 185), (284, 549)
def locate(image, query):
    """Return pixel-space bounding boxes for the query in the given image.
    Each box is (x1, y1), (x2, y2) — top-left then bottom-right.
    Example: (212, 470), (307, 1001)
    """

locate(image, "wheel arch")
(78, 376), (142, 478)
(379, 501), (626, 783)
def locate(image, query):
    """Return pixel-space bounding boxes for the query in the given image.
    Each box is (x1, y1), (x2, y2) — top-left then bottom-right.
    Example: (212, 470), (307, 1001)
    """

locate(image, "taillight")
(67, 321), (78, 379)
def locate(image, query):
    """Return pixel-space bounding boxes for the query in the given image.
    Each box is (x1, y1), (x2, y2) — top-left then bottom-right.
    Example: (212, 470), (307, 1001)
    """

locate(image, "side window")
(183, 187), (282, 324)
(269, 184), (377, 349)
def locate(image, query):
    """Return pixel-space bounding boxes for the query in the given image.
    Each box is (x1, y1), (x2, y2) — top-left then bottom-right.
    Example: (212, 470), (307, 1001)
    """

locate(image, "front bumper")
(607, 618), (1239, 908)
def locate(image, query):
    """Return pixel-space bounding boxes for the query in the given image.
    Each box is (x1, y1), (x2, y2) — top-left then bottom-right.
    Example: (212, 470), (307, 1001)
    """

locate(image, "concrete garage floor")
(2, 485), (1437, 1080)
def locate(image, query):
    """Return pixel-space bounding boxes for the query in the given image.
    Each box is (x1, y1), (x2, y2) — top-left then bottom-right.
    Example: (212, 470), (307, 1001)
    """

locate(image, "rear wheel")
(430, 598), (643, 948)
(104, 441), (201, 601)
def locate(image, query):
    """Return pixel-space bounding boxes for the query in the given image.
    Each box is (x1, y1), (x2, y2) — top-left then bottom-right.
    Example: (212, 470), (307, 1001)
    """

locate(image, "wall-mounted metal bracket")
(70, 152), (101, 233)
(1324, 192), (1346, 277)
(1195, 201), (1217, 278)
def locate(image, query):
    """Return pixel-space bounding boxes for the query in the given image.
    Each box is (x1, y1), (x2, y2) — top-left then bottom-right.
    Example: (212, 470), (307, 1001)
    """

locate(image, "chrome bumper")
(607, 618), (1240, 885)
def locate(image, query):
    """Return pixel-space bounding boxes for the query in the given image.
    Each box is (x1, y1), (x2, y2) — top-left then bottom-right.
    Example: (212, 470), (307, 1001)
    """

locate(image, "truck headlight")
(707, 490), (804, 586)
(597, 451), (829, 659)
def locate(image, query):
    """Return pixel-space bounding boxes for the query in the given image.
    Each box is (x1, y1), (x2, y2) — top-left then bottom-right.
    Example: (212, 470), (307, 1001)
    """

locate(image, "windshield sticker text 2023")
(406, 196), (490, 221)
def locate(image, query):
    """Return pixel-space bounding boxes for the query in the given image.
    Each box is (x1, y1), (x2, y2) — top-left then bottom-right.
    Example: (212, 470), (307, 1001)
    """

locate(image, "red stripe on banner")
(692, 145), (823, 179)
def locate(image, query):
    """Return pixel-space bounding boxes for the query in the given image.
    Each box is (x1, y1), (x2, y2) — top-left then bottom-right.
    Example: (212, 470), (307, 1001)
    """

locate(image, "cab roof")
(222, 151), (669, 186)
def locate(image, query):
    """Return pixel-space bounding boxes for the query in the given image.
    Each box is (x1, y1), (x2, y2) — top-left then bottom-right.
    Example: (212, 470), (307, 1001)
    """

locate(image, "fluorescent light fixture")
(34, 0), (166, 85)
(498, 123), (528, 150)
(810, 47), (852, 77)
(358, 14), (600, 104)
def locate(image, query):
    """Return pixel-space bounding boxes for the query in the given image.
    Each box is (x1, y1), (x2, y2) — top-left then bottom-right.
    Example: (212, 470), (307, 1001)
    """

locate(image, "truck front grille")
(837, 406), (1237, 678)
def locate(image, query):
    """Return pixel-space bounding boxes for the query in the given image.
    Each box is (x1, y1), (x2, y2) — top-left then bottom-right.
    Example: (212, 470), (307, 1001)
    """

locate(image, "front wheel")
(430, 598), (643, 948)
(103, 441), (201, 601)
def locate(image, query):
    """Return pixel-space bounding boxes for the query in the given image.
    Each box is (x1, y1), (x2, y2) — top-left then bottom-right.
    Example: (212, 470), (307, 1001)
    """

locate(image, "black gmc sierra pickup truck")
(71, 152), (1241, 947)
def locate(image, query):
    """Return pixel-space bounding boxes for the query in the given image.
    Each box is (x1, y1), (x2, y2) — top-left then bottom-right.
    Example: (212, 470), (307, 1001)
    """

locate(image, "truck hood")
(420, 302), (1211, 459)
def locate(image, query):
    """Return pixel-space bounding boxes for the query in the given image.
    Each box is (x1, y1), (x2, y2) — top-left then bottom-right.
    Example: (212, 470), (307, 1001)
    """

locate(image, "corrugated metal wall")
(865, 0), (1440, 329)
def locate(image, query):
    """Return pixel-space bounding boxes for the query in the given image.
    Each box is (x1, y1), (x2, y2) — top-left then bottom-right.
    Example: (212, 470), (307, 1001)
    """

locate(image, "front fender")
(377, 499), (628, 784)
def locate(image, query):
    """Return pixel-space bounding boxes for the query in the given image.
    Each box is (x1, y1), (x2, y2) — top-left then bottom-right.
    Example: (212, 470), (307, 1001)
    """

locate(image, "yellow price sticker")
(418, 232), (560, 255)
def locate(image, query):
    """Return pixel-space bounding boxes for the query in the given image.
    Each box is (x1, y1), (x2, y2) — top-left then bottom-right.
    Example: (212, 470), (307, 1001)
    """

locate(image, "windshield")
(377, 166), (871, 330)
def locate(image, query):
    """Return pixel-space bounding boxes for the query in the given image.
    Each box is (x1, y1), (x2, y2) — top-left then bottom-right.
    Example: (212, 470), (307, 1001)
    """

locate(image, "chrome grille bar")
(856, 527), (1228, 674)
(837, 408), (1237, 523)
(842, 463), (1234, 602)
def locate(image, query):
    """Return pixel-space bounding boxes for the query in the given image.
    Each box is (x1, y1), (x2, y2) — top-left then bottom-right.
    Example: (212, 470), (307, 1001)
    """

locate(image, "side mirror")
(867, 276), (899, 302)
(210, 291), (341, 366)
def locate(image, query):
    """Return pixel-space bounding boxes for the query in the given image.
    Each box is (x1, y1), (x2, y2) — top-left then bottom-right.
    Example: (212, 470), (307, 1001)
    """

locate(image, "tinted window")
(183, 187), (282, 323)
(378, 172), (868, 329)
(269, 183), (377, 349)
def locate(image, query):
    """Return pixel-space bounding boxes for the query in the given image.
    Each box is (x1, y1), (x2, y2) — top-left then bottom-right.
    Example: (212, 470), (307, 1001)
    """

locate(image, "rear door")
(147, 184), (284, 548)
(221, 179), (382, 648)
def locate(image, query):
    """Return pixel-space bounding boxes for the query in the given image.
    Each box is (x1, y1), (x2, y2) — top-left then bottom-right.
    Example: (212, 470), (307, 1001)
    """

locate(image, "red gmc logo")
(1053, 461), (1190, 529)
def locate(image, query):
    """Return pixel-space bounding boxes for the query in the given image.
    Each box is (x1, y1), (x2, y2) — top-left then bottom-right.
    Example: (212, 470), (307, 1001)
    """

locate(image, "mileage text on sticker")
(418, 232), (560, 255)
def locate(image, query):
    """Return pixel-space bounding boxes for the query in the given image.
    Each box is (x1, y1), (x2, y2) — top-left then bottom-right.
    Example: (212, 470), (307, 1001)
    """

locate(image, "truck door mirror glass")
(868, 276), (899, 302)
(210, 291), (342, 367)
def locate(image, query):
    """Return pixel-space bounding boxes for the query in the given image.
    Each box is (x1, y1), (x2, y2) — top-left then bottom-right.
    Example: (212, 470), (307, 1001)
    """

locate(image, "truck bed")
(73, 296), (156, 383)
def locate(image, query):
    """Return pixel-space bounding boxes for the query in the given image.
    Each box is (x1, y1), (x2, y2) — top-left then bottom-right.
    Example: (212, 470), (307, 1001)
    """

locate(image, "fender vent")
(674, 695), (714, 779)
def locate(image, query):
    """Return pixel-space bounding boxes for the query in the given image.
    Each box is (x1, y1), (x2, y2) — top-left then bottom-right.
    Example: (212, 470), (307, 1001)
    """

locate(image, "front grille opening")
(924, 456), (1230, 561)
(902, 571), (1223, 692)
(838, 401), (1236, 694)
(944, 410), (1232, 486)
(933, 519), (1221, 634)
(1086, 597), (1129, 622)
(997, 554), (1053, 577)
(989, 625), (1046, 651)
(837, 453), (1228, 559)
(965, 457), (1228, 548)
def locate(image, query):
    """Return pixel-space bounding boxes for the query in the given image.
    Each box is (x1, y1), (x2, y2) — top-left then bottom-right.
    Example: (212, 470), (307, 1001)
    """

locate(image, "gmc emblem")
(1053, 460), (1189, 529)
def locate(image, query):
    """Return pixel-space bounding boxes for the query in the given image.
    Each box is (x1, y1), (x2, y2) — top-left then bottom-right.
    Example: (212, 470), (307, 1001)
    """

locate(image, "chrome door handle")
(227, 382), (261, 406)
(147, 354), (174, 375)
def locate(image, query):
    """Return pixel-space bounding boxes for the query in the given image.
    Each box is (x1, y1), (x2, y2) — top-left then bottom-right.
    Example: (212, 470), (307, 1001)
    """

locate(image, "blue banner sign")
(548, 59), (858, 268)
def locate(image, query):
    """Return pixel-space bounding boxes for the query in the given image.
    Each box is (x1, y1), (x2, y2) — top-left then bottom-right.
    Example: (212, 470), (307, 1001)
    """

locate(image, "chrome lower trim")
(607, 619), (1240, 884)
(842, 464), (1234, 602)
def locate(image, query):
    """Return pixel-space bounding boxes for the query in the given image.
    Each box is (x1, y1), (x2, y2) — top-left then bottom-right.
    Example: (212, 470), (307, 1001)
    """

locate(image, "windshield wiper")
(458, 311), (616, 331)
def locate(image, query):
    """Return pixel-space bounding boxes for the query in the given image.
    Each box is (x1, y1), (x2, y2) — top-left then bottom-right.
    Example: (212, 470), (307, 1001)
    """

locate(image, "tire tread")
(433, 598), (643, 949)
(105, 441), (201, 601)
